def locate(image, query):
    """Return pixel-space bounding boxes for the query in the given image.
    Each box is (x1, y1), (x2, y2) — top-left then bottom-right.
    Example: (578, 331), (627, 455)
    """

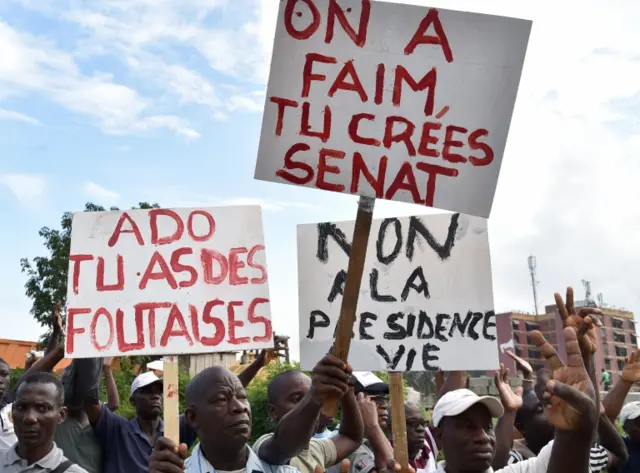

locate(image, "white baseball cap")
(619, 401), (640, 424)
(432, 389), (504, 427)
(130, 371), (162, 397)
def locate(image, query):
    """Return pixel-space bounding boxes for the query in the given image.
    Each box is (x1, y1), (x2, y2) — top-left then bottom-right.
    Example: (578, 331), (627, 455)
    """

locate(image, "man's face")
(624, 417), (640, 444)
(439, 404), (496, 473)
(405, 404), (426, 456)
(516, 389), (554, 446)
(269, 372), (311, 423)
(317, 413), (333, 433)
(187, 370), (252, 449)
(0, 363), (9, 399)
(133, 382), (163, 418)
(372, 395), (389, 429)
(12, 382), (64, 448)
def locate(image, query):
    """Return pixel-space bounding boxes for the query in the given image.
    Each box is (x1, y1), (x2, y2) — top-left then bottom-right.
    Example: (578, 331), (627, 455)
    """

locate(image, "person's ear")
(267, 403), (277, 421)
(58, 406), (68, 424)
(185, 407), (198, 430)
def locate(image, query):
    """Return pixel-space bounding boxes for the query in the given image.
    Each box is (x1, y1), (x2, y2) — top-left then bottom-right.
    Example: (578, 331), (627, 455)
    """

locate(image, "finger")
(149, 461), (184, 473)
(340, 459), (350, 473)
(320, 355), (347, 369)
(514, 386), (523, 397)
(178, 443), (188, 459)
(530, 331), (564, 370)
(150, 449), (184, 468)
(154, 436), (177, 452)
(566, 286), (574, 315)
(578, 308), (602, 324)
(555, 292), (569, 322)
(563, 327), (586, 369)
(314, 465), (324, 473)
(313, 365), (350, 382)
(503, 366), (510, 383)
(547, 380), (593, 415)
(576, 316), (592, 341)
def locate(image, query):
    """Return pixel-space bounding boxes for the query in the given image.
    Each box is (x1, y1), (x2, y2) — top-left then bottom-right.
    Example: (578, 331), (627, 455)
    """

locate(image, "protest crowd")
(2, 2), (638, 473)
(0, 287), (638, 473)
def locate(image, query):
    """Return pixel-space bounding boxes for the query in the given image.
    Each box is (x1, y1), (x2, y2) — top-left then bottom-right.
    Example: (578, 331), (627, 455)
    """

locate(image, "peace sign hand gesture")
(530, 327), (597, 432)
(621, 349), (640, 384)
(555, 287), (602, 354)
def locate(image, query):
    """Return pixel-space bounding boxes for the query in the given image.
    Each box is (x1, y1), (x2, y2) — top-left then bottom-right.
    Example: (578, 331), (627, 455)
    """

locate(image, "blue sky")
(1, 0), (640, 360)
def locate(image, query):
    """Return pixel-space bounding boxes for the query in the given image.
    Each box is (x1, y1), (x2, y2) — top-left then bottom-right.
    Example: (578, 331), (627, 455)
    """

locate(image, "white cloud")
(83, 181), (121, 204)
(0, 173), (46, 204)
(0, 107), (40, 125)
(214, 197), (317, 212)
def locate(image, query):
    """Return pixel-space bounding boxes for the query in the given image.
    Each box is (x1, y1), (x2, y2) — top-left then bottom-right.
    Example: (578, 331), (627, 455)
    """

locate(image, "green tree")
(20, 201), (160, 344)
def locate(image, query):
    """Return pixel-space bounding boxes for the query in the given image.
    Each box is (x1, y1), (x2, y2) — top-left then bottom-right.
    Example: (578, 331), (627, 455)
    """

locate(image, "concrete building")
(497, 303), (638, 384)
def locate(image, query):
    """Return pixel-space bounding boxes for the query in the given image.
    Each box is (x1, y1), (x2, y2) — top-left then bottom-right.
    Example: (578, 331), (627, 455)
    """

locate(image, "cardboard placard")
(298, 212), (498, 371)
(255, 0), (531, 218)
(65, 206), (274, 358)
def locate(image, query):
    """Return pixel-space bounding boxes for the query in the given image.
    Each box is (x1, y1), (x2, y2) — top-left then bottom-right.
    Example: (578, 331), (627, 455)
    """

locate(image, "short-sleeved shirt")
(253, 433), (338, 473)
(602, 372), (611, 383)
(612, 436), (640, 473)
(0, 441), (88, 473)
(439, 440), (553, 473)
(508, 442), (608, 472)
(186, 443), (301, 473)
(326, 442), (375, 473)
(55, 416), (102, 473)
(0, 403), (17, 453)
(93, 405), (194, 473)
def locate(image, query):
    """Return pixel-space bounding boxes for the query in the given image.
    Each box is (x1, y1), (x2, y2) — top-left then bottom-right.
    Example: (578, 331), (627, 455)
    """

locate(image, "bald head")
(267, 370), (310, 404)
(186, 365), (239, 407)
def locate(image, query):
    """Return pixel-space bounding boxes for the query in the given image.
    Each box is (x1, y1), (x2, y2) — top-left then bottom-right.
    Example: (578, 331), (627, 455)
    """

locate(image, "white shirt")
(186, 443), (301, 473)
(0, 404), (17, 452)
(436, 441), (553, 473)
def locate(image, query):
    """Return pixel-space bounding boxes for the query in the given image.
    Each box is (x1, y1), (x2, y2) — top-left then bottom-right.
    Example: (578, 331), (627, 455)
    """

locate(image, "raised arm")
(492, 364), (523, 470)
(257, 355), (350, 464)
(103, 357), (120, 411)
(603, 349), (640, 422)
(332, 389), (364, 461)
(357, 393), (394, 473)
(238, 346), (284, 387)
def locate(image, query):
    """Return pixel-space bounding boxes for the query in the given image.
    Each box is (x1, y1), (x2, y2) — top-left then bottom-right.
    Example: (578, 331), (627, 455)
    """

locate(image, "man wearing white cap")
(83, 371), (191, 473)
(431, 328), (600, 473)
(614, 401), (640, 473)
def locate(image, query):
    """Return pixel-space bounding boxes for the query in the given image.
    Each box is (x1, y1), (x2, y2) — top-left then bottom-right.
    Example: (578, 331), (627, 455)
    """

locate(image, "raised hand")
(494, 364), (523, 412)
(149, 437), (188, 473)
(530, 328), (597, 431)
(310, 355), (351, 406)
(621, 349), (640, 383)
(505, 350), (533, 380)
(356, 392), (380, 432)
(555, 287), (602, 354)
(52, 303), (63, 334)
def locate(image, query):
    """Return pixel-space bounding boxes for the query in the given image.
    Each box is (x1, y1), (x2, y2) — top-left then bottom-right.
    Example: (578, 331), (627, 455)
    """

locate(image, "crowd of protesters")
(0, 288), (639, 473)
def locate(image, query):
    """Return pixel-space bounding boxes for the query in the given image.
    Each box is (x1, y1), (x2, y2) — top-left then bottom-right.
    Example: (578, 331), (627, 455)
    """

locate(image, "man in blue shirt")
(613, 402), (640, 473)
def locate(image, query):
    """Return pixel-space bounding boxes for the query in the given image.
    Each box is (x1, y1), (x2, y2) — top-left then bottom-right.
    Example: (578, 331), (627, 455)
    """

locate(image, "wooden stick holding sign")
(163, 356), (180, 444)
(322, 196), (375, 417)
(389, 372), (410, 473)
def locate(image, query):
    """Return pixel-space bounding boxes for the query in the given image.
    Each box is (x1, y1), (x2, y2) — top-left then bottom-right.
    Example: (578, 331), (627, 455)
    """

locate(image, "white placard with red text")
(65, 206), (274, 358)
(255, 0), (531, 218)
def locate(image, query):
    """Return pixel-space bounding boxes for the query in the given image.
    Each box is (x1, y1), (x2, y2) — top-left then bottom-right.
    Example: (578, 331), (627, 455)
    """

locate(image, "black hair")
(0, 358), (9, 369)
(267, 370), (307, 404)
(17, 372), (64, 406)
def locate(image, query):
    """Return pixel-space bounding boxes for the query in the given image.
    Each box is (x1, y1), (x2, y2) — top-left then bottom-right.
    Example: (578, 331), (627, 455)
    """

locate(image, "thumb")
(340, 459), (350, 473)
(314, 465), (324, 473)
(547, 380), (593, 414)
(178, 443), (189, 459)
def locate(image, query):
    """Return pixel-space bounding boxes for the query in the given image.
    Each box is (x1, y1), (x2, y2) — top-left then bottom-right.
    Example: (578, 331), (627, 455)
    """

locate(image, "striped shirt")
(508, 443), (608, 472)
(186, 444), (301, 473)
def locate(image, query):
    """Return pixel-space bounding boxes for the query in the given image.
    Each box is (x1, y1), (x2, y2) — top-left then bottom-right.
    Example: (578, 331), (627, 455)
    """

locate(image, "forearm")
(24, 345), (64, 375)
(338, 391), (364, 443)
(603, 379), (633, 422)
(103, 367), (120, 411)
(365, 424), (394, 473)
(258, 392), (321, 463)
(238, 356), (264, 387)
(547, 431), (592, 473)
(597, 414), (628, 464)
(439, 371), (467, 398)
(491, 411), (516, 470)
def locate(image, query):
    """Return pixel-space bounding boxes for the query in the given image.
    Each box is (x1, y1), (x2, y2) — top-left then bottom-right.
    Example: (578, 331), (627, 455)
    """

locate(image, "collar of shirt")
(187, 444), (300, 473)
(2, 442), (65, 469)
(436, 461), (492, 473)
(131, 417), (164, 442)
(313, 428), (333, 439)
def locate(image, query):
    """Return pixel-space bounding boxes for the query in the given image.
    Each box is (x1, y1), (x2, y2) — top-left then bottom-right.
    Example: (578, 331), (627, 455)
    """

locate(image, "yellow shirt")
(253, 433), (337, 473)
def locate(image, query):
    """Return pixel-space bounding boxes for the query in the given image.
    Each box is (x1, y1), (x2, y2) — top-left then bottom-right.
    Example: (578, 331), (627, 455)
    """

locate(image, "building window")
(629, 320), (636, 331)
(604, 359), (611, 369)
(600, 327), (607, 341)
(515, 347), (522, 357)
(614, 332), (626, 344)
(603, 344), (609, 356)
(631, 333), (638, 345)
(513, 333), (520, 344)
(525, 322), (540, 332)
(612, 318), (625, 330)
(615, 346), (628, 357)
(512, 321), (519, 331)
(618, 359), (625, 371)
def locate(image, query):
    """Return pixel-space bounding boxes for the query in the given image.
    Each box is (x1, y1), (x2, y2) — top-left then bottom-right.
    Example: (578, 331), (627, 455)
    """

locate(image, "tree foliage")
(20, 202), (159, 345)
